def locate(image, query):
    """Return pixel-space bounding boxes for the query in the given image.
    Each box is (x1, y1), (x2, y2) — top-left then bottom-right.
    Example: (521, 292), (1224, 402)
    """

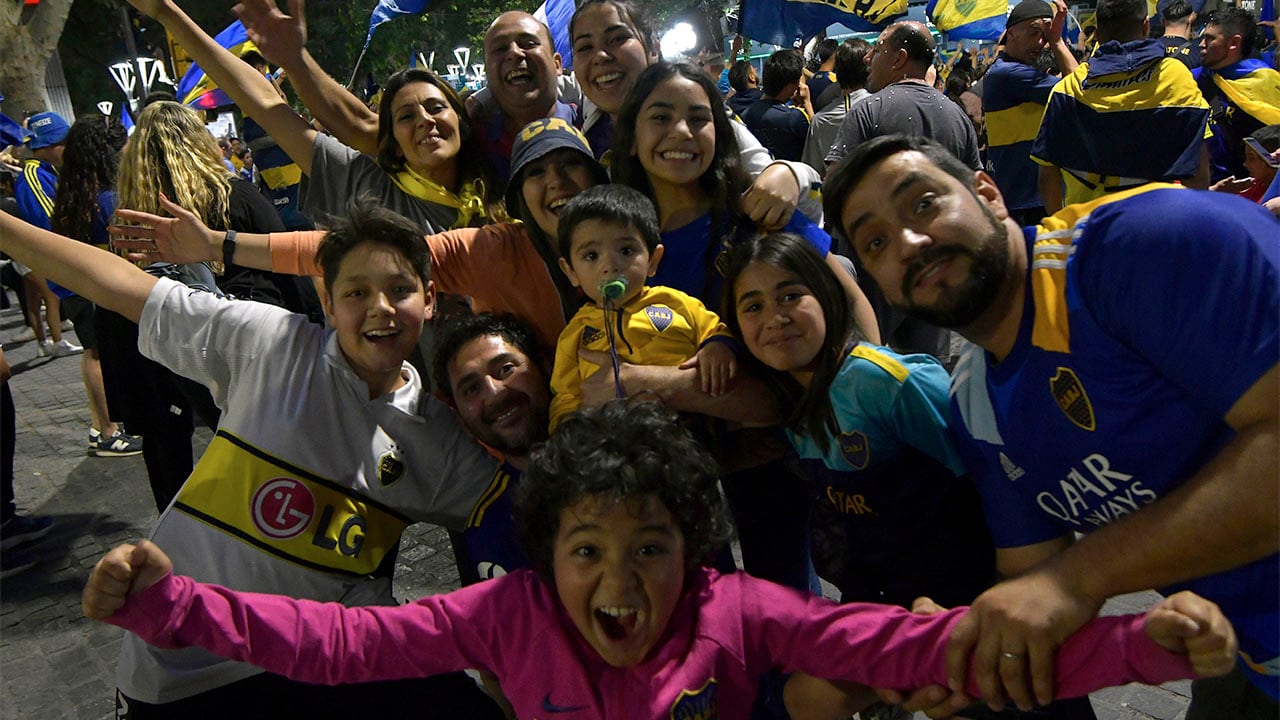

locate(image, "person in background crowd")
(803, 38), (872, 175)
(1159, 0), (1203, 68)
(982, 0), (1078, 226)
(742, 49), (814, 162)
(1195, 7), (1280, 181)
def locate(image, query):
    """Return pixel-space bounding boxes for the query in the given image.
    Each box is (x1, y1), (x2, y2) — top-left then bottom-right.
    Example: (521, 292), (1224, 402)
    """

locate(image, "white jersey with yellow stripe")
(116, 278), (505, 704)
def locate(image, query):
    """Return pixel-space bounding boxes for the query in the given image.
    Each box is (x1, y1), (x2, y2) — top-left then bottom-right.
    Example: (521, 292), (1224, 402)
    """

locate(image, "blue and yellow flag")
(926, 0), (1006, 40)
(176, 20), (259, 110)
(1195, 58), (1280, 126)
(738, 0), (907, 47)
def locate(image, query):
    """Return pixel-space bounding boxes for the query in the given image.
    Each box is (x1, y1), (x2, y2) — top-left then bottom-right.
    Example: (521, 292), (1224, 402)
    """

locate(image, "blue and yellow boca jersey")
(983, 56), (1061, 211)
(950, 185), (1280, 696)
(1031, 40), (1210, 207)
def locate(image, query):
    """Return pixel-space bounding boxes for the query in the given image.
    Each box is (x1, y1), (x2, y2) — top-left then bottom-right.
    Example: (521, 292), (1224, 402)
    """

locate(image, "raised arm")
(232, 0), (380, 155)
(129, 0), (318, 173)
(0, 212), (156, 323)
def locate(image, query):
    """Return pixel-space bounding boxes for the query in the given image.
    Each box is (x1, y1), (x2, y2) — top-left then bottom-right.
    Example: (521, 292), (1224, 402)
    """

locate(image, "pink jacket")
(110, 567), (1193, 719)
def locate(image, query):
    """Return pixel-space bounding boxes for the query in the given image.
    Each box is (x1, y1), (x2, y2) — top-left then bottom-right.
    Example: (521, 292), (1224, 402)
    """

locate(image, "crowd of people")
(0, 0), (1277, 717)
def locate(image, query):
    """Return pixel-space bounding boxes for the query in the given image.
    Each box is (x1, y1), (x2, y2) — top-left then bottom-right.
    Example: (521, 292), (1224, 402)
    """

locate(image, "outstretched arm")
(129, 0), (318, 173)
(0, 212), (156, 323)
(946, 364), (1279, 711)
(232, 0), (379, 155)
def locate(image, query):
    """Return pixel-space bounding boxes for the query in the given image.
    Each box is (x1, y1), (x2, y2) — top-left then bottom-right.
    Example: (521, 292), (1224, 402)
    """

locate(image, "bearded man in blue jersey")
(825, 134), (1279, 720)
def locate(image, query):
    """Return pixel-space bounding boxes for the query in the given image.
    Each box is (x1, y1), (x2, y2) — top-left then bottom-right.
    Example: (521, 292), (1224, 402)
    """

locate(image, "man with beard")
(983, 0), (1078, 226)
(824, 134), (1279, 719)
(432, 313), (552, 583)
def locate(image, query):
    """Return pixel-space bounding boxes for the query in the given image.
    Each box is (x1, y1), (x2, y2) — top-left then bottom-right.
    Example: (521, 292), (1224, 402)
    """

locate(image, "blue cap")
(26, 111), (70, 149)
(506, 118), (610, 214)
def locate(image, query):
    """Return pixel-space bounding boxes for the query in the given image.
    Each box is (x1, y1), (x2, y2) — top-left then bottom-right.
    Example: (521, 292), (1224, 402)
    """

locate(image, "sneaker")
(90, 429), (143, 457)
(48, 338), (83, 358)
(60, 319), (73, 332)
(7, 326), (36, 344)
(0, 514), (54, 551)
(0, 549), (38, 579)
(36, 340), (53, 357)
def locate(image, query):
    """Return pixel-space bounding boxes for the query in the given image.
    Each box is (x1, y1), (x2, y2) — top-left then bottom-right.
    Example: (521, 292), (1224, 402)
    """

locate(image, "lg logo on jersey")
(250, 478), (366, 557)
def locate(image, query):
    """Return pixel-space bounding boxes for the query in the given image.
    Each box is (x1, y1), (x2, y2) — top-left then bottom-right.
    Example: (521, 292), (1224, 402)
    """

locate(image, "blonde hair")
(117, 101), (233, 229)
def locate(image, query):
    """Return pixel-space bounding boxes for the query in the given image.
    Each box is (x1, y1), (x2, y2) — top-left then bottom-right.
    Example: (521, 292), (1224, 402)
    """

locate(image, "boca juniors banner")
(738, 0), (907, 46)
(927, 0), (1007, 40)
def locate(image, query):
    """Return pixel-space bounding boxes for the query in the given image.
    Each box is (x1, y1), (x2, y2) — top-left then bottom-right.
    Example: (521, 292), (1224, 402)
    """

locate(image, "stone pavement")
(0, 304), (1192, 719)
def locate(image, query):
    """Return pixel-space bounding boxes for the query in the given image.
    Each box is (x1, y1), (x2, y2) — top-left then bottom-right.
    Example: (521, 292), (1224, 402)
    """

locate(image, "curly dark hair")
(50, 115), (128, 243)
(516, 400), (734, 580)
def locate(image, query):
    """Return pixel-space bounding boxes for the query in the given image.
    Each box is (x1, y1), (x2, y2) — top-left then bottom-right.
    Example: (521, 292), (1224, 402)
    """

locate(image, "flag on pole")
(361, 0), (431, 54)
(121, 102), (135, 135)
(176, 20), (259, 109)
(737, 0), (907, 47)
(534, 0), (576, 69)
(927, 0), (1007, 40)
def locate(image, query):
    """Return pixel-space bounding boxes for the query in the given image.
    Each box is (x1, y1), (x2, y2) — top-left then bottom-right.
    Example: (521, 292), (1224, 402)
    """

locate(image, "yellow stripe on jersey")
(1030, 183), (1185, 353)
(22, 162), (55, 217)
(986, 102), (1047, 147)
(174, 431), (411, 577)
(849, 344), (910, 383)
(466, 467), (511, 529)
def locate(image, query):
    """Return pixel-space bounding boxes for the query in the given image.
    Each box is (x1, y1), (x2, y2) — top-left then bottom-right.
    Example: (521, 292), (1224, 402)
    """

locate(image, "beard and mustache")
(899, 201), (1012, 329)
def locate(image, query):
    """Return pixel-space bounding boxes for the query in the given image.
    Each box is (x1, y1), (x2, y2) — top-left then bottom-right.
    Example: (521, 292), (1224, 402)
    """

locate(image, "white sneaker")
(7, 327), (36, 344)
(36, 340), (53, 357)
(60, 319), (73, 332)
(48, 339), (82, 358)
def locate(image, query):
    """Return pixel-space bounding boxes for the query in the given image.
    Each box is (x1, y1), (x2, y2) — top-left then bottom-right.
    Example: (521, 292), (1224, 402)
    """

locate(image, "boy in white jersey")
(0, 203), (506, 718)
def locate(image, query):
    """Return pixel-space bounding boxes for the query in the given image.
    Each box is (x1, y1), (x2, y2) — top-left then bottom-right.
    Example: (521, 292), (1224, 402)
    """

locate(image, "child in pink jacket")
(85, 401), (1237, 719)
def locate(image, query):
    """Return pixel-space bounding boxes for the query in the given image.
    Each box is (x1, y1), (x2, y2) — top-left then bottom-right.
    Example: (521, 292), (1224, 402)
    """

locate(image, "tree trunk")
(0, 0), (75, 119)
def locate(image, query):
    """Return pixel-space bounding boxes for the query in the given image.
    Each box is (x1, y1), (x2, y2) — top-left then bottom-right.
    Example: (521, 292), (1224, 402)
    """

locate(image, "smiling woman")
(130, 0), (502, 235)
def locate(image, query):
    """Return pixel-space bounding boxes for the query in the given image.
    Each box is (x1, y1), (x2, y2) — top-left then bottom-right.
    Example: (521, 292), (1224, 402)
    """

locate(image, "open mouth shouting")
(505, 67), (535, 86)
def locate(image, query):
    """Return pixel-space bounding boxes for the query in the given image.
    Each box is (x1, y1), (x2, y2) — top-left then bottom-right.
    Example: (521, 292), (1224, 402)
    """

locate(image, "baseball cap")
(1007, 0), (1053, 28)
(505, 118), (610, 215)
(26, 111), (70, 149)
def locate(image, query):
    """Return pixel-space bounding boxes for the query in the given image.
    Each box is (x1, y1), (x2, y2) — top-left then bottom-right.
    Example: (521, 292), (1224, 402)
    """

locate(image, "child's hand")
(1143, 591), (1237, 678)
(82, 540), (173, 620)
(681, 342), (737, 397)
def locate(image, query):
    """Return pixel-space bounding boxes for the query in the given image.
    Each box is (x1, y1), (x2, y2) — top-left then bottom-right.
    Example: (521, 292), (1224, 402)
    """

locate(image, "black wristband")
(222, 229), (237, 268)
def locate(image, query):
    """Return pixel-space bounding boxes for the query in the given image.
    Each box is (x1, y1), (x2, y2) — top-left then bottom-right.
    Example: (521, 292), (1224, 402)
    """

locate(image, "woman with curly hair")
(49, 114), (143, 458)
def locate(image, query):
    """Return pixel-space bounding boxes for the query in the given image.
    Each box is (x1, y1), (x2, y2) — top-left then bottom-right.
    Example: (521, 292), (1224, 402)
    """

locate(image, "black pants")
(2, 379), (14, 521)
(117, 670), (505, 720)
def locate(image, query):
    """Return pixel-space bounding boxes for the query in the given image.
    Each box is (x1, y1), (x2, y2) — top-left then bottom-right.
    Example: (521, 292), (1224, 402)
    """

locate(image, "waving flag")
(361, 0), (430, 54)
(927, 0), (1007, 40)
(535, 0), (576, 69)
(738, 0), (907, 46)
(176, 20), (259, 109)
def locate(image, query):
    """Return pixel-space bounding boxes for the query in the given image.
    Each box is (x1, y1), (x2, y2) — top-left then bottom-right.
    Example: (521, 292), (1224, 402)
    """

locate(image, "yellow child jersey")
(549, 285), (733, 430)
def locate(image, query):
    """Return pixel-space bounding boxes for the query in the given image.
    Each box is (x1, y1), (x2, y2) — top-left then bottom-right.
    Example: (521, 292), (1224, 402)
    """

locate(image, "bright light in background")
(660, 22), (697, 60)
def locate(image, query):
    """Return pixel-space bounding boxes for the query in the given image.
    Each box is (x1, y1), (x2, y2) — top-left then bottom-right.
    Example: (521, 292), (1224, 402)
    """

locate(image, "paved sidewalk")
(0, 305), (1191, 719)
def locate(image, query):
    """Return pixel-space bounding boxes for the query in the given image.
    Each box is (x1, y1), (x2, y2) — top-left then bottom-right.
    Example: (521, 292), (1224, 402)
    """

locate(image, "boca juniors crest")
(645, 305), (674, 333)
(1050, 367), (1095, 431)
(669, 679), (718, 720)
(377, 448), (405, 487)
(838, 430), (870, 469)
